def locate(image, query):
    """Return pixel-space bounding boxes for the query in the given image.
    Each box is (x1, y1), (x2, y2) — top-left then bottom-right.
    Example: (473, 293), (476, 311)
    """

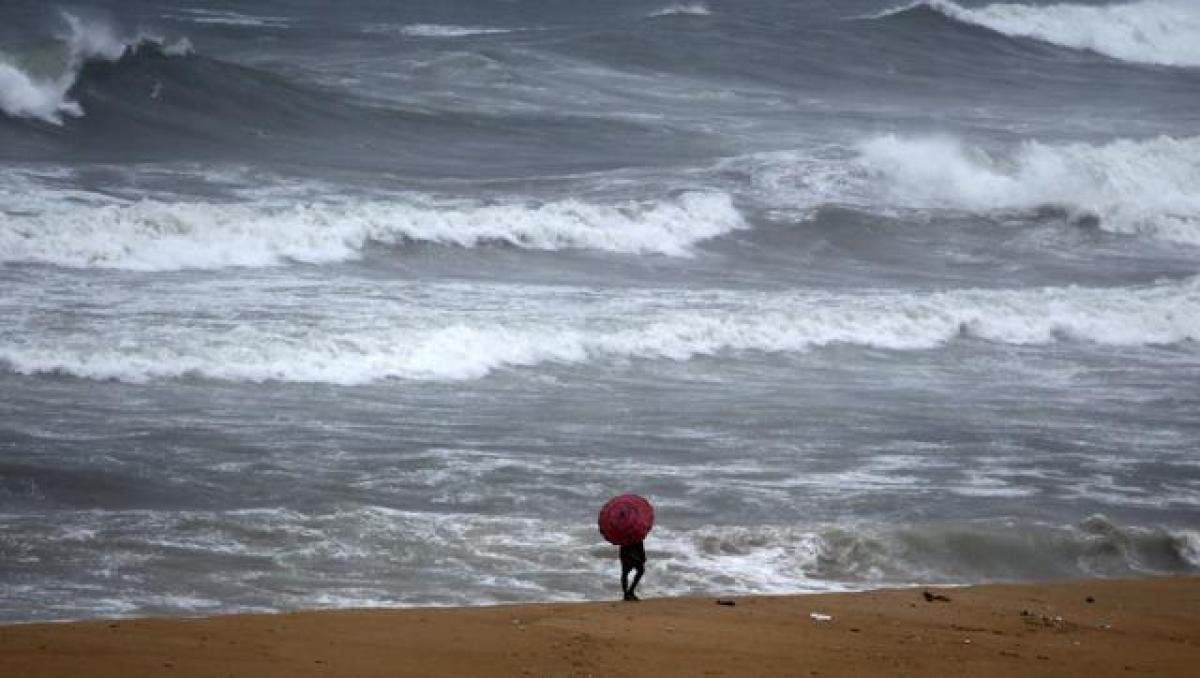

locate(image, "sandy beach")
(3, 576), (1198, 677)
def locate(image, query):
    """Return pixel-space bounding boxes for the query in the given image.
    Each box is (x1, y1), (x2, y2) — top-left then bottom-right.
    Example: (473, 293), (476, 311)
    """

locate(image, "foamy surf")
(738, 134), (1200, 247)
(7, 507), (1195, 621)
(3, 278), (1195, 384)
(0, 191), (744, 270)
(855, 134), (1200, 245)
(658, 515), (1200, 591)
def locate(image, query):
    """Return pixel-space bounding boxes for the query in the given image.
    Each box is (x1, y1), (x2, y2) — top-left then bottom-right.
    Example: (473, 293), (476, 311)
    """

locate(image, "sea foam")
(365, 24), (517, 38)
(168, 9), (290, 28)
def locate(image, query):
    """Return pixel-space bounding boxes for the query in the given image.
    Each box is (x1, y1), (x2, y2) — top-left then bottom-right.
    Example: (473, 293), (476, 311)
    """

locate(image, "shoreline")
(3, 576), (1198, 676)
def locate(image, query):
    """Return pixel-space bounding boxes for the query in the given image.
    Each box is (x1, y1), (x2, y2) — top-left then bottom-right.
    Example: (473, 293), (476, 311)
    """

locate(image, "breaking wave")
(9, 507), (1196, 621)
(7, 132), (1198, 275)
(855, 134), (1200, 245)
(0, 11), (191, 124)
(667, 515), (1200, 590)
(733, 133), (1200, 247)
(0, 191), (744, 270)
(886, 0), (1200, 67)
(2, 277), (1195, 383)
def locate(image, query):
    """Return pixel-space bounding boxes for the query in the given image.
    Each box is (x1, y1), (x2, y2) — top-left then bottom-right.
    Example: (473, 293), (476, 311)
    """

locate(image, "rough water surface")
(1, 0), (1198, 622)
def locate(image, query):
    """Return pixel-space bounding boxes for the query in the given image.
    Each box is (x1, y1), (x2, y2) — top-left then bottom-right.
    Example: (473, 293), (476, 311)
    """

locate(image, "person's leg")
(625, 563), (643, 600)
(621, 562), (632, 599)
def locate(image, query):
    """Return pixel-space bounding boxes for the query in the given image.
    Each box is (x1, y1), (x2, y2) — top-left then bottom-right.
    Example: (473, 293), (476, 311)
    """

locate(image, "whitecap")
(368, 24), (517, 38)
(0, 11), (191, 124)
(649, 3), (713, 18)
(855, 134), (1200, 245)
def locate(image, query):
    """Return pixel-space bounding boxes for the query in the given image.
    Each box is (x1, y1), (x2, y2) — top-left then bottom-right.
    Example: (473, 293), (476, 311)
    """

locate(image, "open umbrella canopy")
(598, 494), (654, 546)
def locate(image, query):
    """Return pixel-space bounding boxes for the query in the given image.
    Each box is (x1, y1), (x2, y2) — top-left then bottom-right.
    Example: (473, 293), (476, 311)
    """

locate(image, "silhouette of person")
(620, 541), (646, 601)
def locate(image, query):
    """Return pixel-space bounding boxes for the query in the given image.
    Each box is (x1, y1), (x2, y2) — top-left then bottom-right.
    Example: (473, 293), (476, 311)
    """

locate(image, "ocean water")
(1, 0), (1198, 622)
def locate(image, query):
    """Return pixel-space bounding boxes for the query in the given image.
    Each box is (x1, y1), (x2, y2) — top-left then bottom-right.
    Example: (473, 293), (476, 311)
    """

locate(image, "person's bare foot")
(623, 593), (640, 601)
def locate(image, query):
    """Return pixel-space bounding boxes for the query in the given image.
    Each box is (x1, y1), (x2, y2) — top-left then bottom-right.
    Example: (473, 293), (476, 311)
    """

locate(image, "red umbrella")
(598, 494), (654, 546)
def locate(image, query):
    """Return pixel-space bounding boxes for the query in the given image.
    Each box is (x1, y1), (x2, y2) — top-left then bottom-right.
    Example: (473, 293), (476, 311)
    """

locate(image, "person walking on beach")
(620, 541), (646, 601)
(598, 493), (654, 601)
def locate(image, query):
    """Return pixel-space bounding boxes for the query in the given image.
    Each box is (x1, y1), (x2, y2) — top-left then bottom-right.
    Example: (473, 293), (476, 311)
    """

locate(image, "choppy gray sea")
(1, 0), (1198, 622)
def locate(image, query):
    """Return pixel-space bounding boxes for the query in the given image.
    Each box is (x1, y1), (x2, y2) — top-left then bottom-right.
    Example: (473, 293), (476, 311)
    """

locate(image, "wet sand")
(3, 577), (1198, 677)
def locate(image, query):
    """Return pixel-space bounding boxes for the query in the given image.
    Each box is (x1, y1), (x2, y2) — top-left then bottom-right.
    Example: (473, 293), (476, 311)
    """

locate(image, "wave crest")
(0, 12), (191, 124)
(856, 134), (1200, 245)
(0, 190), (745, 270)
(365, 24), (517, 38)
(898, 0), (1200, 67)
(0, 61), (81, 124)
(3, 278), (1195, 383)
(672, 516), (1200, 587)
(649, 3), (713, 18)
